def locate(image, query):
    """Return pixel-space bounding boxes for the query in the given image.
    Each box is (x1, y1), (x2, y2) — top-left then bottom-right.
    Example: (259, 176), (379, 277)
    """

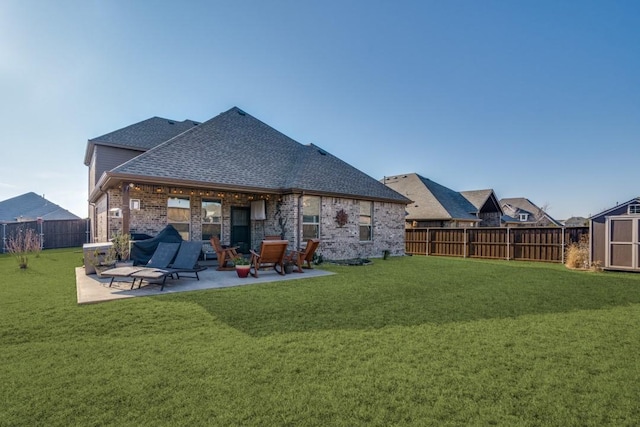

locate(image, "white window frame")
(519, 213), (529, 222)
(628, 204), (640, 215)
(201, 199), (222, 240)
(302, 196), (320, 239)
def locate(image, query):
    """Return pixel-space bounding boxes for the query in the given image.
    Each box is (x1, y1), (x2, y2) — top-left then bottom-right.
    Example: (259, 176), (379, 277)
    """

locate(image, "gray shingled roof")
(499, 197), (562, 226)
(460, 189), (494, 211)
(382, 173), (478, 221)
(84, 117), (199, 165)
(107, 107), (410, 203)
(0, 192), (81, 222)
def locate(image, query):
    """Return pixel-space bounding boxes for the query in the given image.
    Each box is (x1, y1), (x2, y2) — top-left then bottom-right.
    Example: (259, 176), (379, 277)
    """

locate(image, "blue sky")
(1, 0), (638, 220)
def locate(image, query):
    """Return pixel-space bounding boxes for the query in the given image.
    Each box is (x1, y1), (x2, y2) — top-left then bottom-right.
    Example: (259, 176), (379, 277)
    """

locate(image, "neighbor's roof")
(500, 197), (562, 226)
(0, 192), (81, 222)
(84, 117), (200, 165)
(382, 173), (479, 221)
(460, 189), (496, 211)
(95, 107), (411, 204)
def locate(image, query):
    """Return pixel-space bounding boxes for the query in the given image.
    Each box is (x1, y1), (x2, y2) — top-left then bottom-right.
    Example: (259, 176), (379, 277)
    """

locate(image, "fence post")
(2, 223), (5, 253)
(506, 227), (510, 260)
(561, 227), (565, 264)
(37, 217), (44, 250)
(463, 228), (467, 258)
(426, 228), (429, 256)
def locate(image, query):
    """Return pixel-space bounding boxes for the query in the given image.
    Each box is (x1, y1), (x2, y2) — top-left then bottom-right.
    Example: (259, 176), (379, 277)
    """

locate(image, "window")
(628, 204), (640, 215)
(519, 213), (529, 222)
(130, 199), (140, 210)
(202, 199), (222, 240)
(168, 196), (190, 240)
(359, 201), (372, 241)
(302, 196), (320, 239)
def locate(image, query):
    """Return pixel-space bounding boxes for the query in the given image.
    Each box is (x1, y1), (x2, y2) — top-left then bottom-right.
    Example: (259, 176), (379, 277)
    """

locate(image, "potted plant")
(233, 255), (251, 278)
(284, 260), (295, 274)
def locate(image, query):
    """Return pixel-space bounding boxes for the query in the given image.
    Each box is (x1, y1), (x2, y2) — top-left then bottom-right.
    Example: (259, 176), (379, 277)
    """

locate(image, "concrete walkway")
(76, 265), (334, 304)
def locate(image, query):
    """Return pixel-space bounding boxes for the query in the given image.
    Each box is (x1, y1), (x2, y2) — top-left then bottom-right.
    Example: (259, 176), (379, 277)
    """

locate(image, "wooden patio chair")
(286, 239), (320, 273)
(249, 240), (289, 278)
(210, 236), (239, 271)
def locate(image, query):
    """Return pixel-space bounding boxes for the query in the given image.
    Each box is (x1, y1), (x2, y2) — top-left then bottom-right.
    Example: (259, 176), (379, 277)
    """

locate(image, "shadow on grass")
(170, 256), (640, 337)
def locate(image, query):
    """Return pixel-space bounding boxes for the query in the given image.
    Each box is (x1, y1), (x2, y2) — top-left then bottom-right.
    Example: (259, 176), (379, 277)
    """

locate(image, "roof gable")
(590, 197), (640, 220)
(84, 116), (199, 165)
(104, 107), (410, 203)
(499, 197), (562, 226)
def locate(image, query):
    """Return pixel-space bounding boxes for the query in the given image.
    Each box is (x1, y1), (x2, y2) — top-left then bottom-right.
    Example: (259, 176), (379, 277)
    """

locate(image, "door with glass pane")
(231, 207), (250, 254)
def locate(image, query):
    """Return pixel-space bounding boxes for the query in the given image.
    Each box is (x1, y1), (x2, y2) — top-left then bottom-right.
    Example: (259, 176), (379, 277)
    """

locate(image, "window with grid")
(168, 196), (190, 240)
(302, 196), (320, 239)
(359, 201), (372, 241)
(202, 199), (222, 240)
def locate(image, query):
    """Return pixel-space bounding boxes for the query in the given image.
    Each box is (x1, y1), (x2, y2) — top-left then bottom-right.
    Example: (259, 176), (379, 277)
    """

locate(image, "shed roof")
(589, 197), (640, 220)
(97, 107), (410, 204)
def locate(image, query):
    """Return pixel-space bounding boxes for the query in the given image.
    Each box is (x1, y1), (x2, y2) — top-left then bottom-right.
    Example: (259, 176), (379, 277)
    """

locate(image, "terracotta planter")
(235, 265), (250, 278)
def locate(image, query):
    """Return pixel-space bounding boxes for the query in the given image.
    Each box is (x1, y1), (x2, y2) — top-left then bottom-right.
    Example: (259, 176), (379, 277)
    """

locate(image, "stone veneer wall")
(100, 186), (406, 260)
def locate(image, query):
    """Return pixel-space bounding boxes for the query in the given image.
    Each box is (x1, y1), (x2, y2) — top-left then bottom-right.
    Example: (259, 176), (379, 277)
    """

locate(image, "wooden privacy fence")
(405, 227), (589, 263)
(1, 219), (91, 253)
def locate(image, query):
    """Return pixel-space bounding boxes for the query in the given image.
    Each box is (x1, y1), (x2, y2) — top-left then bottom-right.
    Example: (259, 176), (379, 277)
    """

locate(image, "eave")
(90, 172), (413, 205)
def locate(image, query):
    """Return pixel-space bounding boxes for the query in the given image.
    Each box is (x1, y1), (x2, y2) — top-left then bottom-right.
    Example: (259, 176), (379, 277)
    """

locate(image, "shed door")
(606, 217), (640, 270)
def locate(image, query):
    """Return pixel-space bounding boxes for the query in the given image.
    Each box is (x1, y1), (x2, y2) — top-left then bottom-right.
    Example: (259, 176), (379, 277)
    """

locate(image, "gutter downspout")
(297, 192), (305, 250)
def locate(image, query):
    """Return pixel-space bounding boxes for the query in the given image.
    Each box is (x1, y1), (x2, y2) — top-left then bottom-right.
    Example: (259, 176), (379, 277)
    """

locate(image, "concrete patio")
(76, 263), (334, 304)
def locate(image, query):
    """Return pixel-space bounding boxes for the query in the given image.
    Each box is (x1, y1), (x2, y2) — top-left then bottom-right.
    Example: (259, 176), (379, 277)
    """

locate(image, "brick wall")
(99, 185), (406, 260)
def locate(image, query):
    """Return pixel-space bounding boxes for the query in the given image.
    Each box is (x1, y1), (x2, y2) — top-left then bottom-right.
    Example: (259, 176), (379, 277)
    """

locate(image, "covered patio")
(76, 261), (334, 304)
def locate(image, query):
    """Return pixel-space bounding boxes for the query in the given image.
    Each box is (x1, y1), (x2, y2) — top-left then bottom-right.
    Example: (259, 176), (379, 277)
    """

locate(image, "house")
(381, 173), (501, 228)
(562, 216), (588, 227)
(459, 189), (503, 227)
(500, 197), (562, 227)
(590, 197), (640, 272)
(85, 107), (411, 260)
(0, 192), (80, 223)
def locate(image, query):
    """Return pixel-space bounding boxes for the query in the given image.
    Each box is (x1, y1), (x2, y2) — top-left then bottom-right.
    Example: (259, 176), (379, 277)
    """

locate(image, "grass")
(1, 249), (640, 426)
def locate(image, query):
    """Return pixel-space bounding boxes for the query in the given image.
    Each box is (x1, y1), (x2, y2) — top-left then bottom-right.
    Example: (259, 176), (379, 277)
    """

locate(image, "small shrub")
(6, 228), (41, 269)
(565, 236), (589, 270)
(111, 233), (131, 261)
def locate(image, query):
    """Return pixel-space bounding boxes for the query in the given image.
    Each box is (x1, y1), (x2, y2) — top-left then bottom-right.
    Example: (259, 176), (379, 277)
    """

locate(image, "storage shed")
(590, 197), (640, 272)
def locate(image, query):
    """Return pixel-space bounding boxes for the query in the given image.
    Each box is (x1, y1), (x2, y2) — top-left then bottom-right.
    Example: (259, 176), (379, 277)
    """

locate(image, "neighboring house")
(381, 173), (483, 228)
(562, 216), (588, 227)
(0, 192), (80, 223)
(590, 197), (640, 272)
(85, 107), (411, 260)
(500, 197), (562, 227)
(460, 189), (504, 227)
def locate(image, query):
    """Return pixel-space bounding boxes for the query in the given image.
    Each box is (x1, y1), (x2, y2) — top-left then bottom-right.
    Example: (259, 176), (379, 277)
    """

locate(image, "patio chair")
(131, 241), (207, 291)
(211, 236), (239, 271)
(286, 239), (320, 273)
(101, 242), (180, 288)
(249, 239), (288, 278)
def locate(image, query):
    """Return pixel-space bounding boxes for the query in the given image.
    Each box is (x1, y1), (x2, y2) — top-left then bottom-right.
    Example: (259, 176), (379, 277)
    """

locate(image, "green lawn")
(1, 249), (640, 426)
